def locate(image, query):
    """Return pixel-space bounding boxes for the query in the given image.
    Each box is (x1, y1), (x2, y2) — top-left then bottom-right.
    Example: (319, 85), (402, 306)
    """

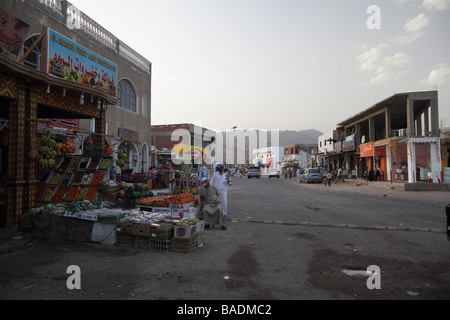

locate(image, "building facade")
(0, 0), (151, 226)
(324, 91), (442, 183)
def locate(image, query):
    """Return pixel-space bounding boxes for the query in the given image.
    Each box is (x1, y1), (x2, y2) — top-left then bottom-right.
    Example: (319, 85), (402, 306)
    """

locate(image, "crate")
(115, 233), (134, 247)
(132, 223), (152, 237)
(151, 225), (173, 241)
(150, 239), (172, 252)
(134, 236), (150, 249)
(116, 221), (133, 234)
(171, 234), (199, 253)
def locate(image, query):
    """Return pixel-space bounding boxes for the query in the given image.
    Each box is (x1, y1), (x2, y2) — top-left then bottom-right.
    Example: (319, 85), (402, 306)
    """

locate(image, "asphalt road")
(0, 176), (449, 302)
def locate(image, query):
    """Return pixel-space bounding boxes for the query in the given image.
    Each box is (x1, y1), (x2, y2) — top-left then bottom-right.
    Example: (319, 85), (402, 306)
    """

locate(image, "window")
(117, 79), (137, 112)
(23, 36), (41, 70)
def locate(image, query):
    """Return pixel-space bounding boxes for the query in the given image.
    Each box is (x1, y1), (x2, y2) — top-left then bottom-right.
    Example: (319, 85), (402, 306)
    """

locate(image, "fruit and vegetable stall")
(24, 128), (206, 253)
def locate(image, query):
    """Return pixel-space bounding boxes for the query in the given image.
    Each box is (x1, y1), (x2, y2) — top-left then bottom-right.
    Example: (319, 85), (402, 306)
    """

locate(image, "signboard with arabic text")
(47, 28), (117, 98)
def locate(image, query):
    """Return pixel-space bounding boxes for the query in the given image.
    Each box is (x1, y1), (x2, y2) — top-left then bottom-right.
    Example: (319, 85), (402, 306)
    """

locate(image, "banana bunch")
(116, 148), (127, 170)
(38, 130), (57, 168)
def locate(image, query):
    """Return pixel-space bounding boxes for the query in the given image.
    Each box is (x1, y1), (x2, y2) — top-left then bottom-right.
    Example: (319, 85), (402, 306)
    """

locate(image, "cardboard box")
(152, 207), (172, 215)
(169, 202), (194, 209)
(150, 226), (173, 240)
(132, 223), (151, 237)
(172, 207), (198, 219)
(116, 221), (133, 234)
(77, 213), (98, 222)
(174, 223), (197, 239)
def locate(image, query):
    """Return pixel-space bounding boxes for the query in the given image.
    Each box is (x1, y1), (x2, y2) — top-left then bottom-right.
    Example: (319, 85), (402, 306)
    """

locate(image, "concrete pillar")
(430, 98), (439, 136)
(385, 109), (391, 139)
(416, 114), (422, 136)
(430, 140), (441, 183)
(369, 117), (375, 142)
(406, 96), (415, 137)
(424, 108), (430, 134)
(407, 140), (416, 183)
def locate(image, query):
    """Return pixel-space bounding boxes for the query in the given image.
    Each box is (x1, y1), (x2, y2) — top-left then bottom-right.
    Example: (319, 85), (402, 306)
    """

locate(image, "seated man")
(197, 178), (227, 230)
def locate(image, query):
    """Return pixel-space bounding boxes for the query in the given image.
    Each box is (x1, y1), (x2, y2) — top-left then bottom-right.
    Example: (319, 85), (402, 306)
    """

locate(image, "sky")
(68, 0), (450, 133)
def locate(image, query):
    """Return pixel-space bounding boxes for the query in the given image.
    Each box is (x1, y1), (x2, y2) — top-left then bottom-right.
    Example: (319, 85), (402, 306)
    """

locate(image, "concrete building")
(283, 144), (317, 170)
(330, 91), (442, 183)
(2, 0), (152, 174)
(252, 146), (284, 174)
(151, 123), (215, 168)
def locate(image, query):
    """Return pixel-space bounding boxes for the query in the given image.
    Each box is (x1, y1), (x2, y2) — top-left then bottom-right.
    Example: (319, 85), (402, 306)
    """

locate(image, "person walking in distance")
(335, 167), (345, 184)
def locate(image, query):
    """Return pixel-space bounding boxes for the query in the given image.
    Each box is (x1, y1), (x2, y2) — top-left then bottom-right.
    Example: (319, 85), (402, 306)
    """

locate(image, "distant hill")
(219, 129), (323, 148)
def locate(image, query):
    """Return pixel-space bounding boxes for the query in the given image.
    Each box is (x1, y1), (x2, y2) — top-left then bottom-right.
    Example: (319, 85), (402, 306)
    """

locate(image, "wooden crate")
(171, 234), (199, 253)
(115, 233), (134, 247)
(150, 239), (172, 252)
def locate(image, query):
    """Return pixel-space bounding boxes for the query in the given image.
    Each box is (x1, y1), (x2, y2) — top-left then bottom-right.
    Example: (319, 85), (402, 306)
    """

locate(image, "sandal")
(221, 226), (227, 231)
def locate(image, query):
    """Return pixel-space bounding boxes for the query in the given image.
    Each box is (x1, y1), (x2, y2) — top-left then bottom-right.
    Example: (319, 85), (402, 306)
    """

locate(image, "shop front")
(362, 137), (442, 183)
(0, 26), (116, 227)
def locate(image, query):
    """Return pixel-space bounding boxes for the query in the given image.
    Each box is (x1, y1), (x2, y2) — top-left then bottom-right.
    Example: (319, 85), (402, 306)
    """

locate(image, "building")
(151, 123), (215, 168)
(283, 144), (318, 170)
(252, 146), (284, 174)
(0, 0), (151, 226)
(331, 91), (441, 183)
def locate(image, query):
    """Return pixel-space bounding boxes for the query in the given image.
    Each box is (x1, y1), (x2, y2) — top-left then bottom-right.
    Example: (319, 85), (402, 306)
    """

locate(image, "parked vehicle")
(299, 168), (323, 183)
(247, 167), (261, 179)
(268, 170), (280, 179)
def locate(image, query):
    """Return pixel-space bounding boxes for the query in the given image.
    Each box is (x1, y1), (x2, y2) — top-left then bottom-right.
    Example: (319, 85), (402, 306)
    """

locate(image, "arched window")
(23, 36), (41, 70)
(117, 79), (137, 112)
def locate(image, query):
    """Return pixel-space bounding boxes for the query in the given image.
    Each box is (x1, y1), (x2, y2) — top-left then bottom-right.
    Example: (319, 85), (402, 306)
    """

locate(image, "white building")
(253, 146), (284, 174)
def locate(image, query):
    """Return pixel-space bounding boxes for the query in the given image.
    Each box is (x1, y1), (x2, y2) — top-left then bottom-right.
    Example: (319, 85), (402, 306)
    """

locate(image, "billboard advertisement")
(47, 28), (117, 98)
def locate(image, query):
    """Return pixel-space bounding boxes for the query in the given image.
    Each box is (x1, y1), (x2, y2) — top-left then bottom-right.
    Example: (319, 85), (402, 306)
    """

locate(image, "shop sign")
(343, 139), (355, 152)
(37, 118), (79, 132)
(118, 128), (139, 143)
(335, 142), (342, 153)
(360, 142), (374, 157)
(47, 28), (117, 98)
(0, 7), (30, 60)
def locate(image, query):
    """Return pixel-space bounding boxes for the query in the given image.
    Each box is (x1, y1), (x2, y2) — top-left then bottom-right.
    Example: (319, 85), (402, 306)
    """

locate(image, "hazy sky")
(69, 0), (450, 133)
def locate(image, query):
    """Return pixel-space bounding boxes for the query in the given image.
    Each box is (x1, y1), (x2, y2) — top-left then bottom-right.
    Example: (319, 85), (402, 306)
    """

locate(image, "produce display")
(138, 193), (197, 206)
(116, 148), (127, 171)
(36, 155), (112, 203)
(38, 130), (57, 169)
(176, 218), (200, 227)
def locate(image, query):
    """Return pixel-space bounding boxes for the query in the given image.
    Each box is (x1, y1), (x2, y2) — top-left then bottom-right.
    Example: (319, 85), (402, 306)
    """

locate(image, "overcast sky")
(69, 0), (450, 133)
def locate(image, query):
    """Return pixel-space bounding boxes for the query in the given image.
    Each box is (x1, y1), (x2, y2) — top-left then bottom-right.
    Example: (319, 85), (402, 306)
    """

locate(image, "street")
(0, 176), (449, 301)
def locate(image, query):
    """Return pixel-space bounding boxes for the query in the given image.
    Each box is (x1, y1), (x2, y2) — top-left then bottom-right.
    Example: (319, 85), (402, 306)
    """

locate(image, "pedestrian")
(210, 164), (229, 217)
(335, 167), (344, 184)
(297, 167), (302, 183)
(284, 170), (288, 179)
(327, 171), (333, 187)
(197, 178), (227, 230)
(288, 168), (292, 179)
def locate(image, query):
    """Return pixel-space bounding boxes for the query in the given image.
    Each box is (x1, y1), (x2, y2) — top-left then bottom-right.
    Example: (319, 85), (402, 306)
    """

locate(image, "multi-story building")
(325, 91), (442, 183)
(283, 144), (318, 170)
(0, 0), (151, 226)
(151, 123), (215, 168)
